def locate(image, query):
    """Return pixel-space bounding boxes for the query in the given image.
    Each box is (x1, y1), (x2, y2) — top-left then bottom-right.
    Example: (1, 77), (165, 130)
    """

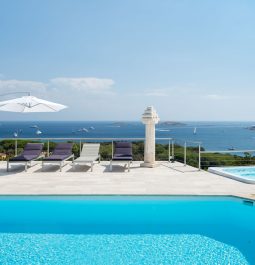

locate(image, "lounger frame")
(7, 154), (45, 172)
(109, 160), (132, 172)
(42, 154), (74, 172)
(72, 143), (101, 172)
(110, 142), (133, 172)
(73, 157), (101, 172)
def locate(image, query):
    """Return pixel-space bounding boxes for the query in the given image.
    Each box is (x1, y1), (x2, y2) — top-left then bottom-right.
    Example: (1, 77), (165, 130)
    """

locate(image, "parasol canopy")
(0, 95), (67, 113)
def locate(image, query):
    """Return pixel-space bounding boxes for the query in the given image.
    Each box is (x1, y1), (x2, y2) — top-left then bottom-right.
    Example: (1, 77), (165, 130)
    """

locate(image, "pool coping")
(0, 193), (254, 202)
(208, 166), (255, 184)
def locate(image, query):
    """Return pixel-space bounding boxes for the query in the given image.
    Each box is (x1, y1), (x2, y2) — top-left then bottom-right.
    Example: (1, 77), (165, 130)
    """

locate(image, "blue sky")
(0, 0), (255, 121)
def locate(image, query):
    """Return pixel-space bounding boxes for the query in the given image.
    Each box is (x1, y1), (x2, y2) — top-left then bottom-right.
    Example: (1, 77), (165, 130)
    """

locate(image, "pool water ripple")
(0, 233), (248, 265)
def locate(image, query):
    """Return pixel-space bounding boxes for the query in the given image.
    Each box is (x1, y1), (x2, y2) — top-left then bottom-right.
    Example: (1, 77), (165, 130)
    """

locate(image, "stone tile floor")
(0, 161), (254, 199)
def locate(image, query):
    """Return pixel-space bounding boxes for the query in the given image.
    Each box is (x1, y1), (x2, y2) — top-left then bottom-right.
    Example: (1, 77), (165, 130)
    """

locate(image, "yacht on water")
(30, 125), (39, 129)
(78, 128), (89, 133)
(35, 129), (42, 135)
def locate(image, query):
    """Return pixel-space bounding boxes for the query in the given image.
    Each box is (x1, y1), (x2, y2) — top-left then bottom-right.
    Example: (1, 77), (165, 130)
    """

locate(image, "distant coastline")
(159, 121), (187, 126)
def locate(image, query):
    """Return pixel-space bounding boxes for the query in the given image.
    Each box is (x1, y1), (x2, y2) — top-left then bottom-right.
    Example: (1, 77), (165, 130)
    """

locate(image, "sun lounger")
(7, 143), (44, 172)
(42, 143), (74, 172)
(73, 143), (100, 172)
(110, 142), (133, 172)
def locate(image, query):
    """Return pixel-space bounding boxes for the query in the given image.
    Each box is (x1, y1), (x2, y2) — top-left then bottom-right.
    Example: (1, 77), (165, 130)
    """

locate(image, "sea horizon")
(1, 121), (255, 151)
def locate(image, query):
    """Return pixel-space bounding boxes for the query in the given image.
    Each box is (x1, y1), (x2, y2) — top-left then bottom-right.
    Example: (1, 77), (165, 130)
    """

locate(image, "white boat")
(156, 128), (170, 132)
(13, 129), (22, 137)
(193, 127), (197, 135)
(78, 128), (89, 133)
(36, 129), (42, 135)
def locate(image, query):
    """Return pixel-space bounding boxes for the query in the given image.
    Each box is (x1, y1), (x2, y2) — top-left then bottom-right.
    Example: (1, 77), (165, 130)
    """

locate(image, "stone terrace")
(0, 161), (255, 199)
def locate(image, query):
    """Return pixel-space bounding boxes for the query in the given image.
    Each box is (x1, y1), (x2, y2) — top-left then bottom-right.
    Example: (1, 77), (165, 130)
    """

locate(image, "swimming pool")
(209, 166), (255, 184)
(0, 196), (254, 265)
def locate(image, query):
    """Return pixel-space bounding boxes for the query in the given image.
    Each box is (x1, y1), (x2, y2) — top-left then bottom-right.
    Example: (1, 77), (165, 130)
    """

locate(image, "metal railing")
(3, 136), (255, 170)
(173, 139), (202, 170)
(0, 137), (174, 161)
(1, 137), (220, 170)
(199, 149), (255, 169)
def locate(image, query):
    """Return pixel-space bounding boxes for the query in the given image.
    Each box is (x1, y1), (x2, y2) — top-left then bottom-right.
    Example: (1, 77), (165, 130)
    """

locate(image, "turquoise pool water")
(224, 167), (255, 178)
(209, 166), (255, 183)
(0, 196), (254, 265)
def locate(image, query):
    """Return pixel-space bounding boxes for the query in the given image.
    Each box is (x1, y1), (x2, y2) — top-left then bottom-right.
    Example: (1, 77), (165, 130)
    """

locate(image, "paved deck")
(0, 161), (255, 199)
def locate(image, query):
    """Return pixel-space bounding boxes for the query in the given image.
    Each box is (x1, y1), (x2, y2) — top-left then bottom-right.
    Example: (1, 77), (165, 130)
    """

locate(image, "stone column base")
(140, 162), (158, 168)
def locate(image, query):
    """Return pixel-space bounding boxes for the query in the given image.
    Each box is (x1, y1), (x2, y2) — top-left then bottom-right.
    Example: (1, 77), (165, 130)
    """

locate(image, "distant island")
(159, 121), (186, 126)
(108, 121), (187, 127)
(109, 122), (130, 127)
(246, 125), (255, 130)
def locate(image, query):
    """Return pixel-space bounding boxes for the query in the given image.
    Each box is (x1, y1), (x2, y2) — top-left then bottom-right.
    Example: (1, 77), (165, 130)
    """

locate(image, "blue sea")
(0, 121), (255, 151)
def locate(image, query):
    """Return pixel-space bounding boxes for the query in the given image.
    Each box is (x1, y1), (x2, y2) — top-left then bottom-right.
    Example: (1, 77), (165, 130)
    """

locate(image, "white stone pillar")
(140, 106), (160, 168)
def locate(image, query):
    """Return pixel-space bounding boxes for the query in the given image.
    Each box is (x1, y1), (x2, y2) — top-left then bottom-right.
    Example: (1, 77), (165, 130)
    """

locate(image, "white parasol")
(0, 95), (67, 113)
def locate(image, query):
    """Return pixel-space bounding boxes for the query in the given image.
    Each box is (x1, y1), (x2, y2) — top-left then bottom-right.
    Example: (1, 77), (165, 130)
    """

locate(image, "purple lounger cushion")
(9, 143), (43, 161)
(112, 142), (133, 161)
(43, 143), (73, 161)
